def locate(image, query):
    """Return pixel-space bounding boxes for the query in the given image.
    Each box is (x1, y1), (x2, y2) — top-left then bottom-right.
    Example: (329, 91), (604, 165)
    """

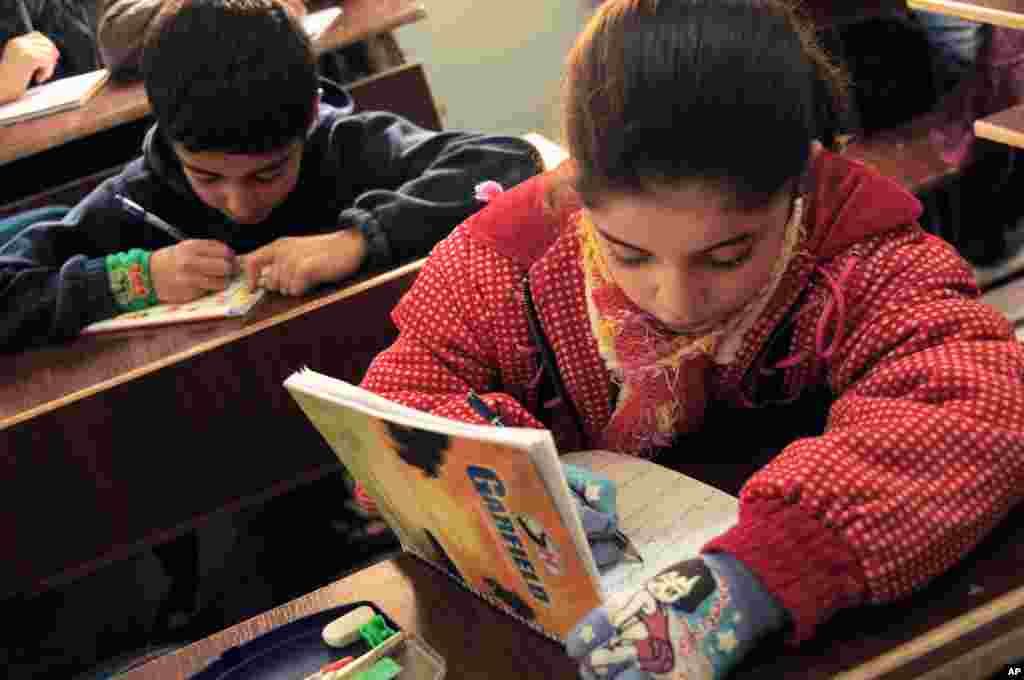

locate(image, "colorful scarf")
(578, 197), (806, 456)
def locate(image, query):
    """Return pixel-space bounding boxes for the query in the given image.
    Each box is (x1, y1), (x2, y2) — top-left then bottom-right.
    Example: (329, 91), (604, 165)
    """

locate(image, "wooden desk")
(0, 0), (427, 166)
(117, 502), (1024, 680)
(1, 259), (423, 600)
(907, 0), (1024, 29)
(975, 102), (1024, 147)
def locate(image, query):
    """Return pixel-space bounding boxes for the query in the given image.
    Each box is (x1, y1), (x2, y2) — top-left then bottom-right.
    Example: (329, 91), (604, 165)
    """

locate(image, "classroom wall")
(392, 0), (590, 141)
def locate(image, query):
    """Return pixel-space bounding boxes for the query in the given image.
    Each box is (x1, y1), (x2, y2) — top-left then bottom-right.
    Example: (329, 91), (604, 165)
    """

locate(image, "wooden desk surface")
(0, 0), (427, 166)
(2, 260), (423, 598)
(907, 0), (1024, 29)
(119, 501), (1024, 680)
(975, 102), (1024, 148)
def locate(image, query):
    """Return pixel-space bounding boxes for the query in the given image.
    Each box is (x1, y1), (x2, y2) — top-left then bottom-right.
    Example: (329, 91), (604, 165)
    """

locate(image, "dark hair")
(142, 0), (318, 153)
(563, 0), (850, 210)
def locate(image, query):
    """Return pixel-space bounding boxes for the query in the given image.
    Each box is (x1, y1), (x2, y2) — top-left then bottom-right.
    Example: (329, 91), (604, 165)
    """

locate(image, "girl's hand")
(0, 32), (60, 102)
(149, 240), (238, 303)
(280, 0), (308, 18)
(567, 556), (773, 680)
(564, 463), (624, 568)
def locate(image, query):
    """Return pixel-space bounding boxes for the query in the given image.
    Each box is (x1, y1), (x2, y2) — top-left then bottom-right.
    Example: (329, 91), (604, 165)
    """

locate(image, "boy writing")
(0, 0), (541, 351)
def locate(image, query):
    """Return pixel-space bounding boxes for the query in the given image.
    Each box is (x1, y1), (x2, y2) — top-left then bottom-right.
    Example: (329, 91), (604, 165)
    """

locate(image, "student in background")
(0, 0), (99, 104)
(98, 0), (372, 86)
(0, 0), (541, 351)
(98, 0), (305, 79)
(359, 1), (1024, 678)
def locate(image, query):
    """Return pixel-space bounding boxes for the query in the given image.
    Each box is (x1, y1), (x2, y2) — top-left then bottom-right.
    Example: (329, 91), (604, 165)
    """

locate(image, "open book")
(304, 7), (345, 43)
(0, 69), (110, 126)
(284, 369), (739, 643)
(82, 275), (265, 335)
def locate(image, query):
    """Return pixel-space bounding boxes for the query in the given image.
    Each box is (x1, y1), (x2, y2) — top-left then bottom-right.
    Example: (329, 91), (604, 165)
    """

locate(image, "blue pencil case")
(190, 601), (446, 680)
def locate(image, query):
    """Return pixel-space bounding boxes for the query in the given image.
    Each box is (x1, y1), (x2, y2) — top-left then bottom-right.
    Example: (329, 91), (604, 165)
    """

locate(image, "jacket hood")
(803, 145), (923, 259)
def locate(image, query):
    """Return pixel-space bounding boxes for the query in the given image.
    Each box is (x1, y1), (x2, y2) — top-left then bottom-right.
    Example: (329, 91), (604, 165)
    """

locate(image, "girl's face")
(586, 183), (794, 334)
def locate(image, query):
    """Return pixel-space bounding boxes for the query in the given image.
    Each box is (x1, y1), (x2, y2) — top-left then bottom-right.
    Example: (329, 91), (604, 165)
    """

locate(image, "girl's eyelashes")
(610, 250), (653, 267)
(708, 247), (754, 269)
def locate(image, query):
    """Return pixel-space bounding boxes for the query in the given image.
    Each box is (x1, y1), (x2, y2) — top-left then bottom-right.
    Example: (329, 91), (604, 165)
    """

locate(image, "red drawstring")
(765, 256), (859, 373)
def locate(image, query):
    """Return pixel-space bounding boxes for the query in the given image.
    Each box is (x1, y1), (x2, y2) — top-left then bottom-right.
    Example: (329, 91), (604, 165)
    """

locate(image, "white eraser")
(322, 606), (377, 648)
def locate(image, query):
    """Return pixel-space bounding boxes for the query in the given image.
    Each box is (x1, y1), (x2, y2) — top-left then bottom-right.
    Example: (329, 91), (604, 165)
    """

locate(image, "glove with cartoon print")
(566, 553), (788, 680)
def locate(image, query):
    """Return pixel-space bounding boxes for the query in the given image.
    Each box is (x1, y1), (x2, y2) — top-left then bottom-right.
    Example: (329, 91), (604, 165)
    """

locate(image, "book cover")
(286, 369), (603, 641)
(284, 369), (739, 643)
(0, 69), (110, 126)
(81, 275), (265, 335)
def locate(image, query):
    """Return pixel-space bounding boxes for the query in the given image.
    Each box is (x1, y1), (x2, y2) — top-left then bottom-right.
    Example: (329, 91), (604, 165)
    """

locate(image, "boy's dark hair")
(142, 0), (318, 153)
(562, 0), (851, 210)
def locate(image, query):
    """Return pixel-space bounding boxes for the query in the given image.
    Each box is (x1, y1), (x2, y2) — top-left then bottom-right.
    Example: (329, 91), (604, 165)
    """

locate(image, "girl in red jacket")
(361, 0), (1024, 677)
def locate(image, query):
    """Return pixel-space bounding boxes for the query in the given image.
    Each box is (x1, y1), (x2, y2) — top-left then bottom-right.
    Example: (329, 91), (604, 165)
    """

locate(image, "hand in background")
(150, 240), (238, 303)
(0, 33), (60, 103)
(567, 554), (786, 680)
(241, 230), (367, 296)
(280, 0), (308, 18)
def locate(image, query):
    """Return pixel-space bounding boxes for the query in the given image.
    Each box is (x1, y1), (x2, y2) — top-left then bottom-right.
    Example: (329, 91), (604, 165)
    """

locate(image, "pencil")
(113, 194), (188, 242)
(466, 390), (505, 426)
(612, 530), (644, 564)
(16, 0), (33, 33)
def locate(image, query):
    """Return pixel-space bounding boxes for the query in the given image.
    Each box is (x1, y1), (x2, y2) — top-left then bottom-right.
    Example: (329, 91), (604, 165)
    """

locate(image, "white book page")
(526, 440), (602, 588)
(304, 7), (343, 41)
(560, 450), (739, 602)
(286, 369), (553, 450)
(0, 69), (109, 125)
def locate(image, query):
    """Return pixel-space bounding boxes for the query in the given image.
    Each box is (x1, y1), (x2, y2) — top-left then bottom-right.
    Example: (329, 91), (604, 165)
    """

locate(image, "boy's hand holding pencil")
(149, 240), (239, 303)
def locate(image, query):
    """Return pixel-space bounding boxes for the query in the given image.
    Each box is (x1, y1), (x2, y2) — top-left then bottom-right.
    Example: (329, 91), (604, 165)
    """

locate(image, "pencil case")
(190, 600), (446, 680)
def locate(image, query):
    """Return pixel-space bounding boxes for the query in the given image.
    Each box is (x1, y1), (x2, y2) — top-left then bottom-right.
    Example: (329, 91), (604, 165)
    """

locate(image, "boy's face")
(174, 139), (305, 225)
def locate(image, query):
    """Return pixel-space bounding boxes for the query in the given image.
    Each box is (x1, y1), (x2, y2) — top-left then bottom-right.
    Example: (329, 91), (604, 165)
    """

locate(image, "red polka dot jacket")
(360, 147), (1024, 643)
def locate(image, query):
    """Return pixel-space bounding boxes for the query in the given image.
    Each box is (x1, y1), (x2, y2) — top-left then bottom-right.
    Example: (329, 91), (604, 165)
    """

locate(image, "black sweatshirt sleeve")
(0, 177), (163, 351)
(324, 112), (543, 270)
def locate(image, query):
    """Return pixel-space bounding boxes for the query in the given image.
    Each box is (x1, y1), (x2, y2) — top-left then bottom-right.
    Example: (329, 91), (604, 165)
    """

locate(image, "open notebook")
(285, 368), (738, 644)
(0, 69), (110, 126)
(82, 275), (265, 335)
(304, 6), (345, 43)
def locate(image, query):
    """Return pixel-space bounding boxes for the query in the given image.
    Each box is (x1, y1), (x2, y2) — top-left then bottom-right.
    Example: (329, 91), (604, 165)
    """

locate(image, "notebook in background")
(284, 368), (739, 644)
(304, 6), (345, 43)
(81, 275), (266, 335)
(0, 69), (110, 126)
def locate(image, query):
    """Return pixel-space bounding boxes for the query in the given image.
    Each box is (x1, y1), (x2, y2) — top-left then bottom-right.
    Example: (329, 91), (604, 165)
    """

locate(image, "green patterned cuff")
(106, 249), (159, 311)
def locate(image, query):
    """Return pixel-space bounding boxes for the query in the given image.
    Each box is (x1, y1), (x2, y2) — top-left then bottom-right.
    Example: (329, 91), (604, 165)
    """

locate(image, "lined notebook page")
(560, 450), (739, 601)
(0, 69), (110, 126)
